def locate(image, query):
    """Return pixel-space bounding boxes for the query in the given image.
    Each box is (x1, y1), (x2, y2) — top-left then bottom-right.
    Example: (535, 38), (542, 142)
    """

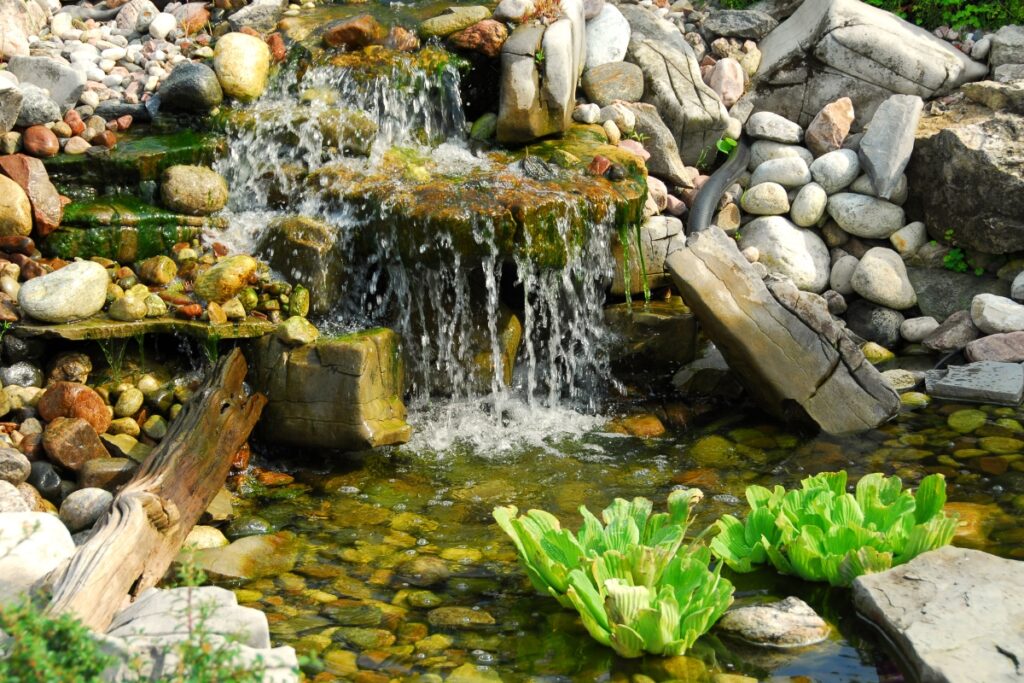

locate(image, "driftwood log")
(45, 348), (266, 631)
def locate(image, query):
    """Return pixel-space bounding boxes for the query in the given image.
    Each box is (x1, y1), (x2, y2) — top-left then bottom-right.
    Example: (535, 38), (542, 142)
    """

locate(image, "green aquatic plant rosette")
(494, 489), (734, 658)
(710, 471), (957, 587)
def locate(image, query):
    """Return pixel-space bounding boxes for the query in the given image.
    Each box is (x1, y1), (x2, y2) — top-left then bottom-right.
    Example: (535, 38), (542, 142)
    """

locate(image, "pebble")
(790, 182), (827, 227)
(809, 149), (860, 194)
(750, 157), (811, 188)
(745, 111), (803, 144)
(59, 487), (113, 532)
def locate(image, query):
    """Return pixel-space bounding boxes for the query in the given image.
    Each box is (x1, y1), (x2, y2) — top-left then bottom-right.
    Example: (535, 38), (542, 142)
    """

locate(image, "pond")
(217, 394), (1024, 682)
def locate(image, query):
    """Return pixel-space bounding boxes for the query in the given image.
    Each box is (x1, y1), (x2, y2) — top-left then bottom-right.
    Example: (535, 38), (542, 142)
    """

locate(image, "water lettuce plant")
(494, 489), (734, 658)
(710, 471), (957, 587)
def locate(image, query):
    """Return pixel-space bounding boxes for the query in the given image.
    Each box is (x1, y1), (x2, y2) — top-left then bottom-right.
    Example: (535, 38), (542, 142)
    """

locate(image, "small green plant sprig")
(941, 228), (984, 276)
(494, 489), (734, 658)
(710, 471), (957, 587)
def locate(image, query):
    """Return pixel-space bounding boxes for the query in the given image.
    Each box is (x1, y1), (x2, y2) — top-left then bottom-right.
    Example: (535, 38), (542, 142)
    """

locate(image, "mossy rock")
(44, 131), (226, 194)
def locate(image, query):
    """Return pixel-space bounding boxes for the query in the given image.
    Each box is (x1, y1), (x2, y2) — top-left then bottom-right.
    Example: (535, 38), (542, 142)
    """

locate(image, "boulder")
(966, 332), (1024, 363)
(744, 0), (986, 130)
(740, 182), (790, 215)
(619, 4), (729, 164)
(667, 227), (899, 435)
(497, 0), (585, 143)
(707, 57), (745, 108)
(749, 156), (810, 188)
(160, 165), (228, 216)
(853, 547), (1024, 683)
(809, 148), (859, 194)
(43, 416), (109, 471)
(900, 316), (938, 343)
(850, 247), (916, 310)
(227, 0), (285, 33)
(971, 293), (1024, 335)
(857, 94), (922, 201)
(907, 267), (1010, 321)
(194, 254), (257, 303)
(790, 182), (826, 227)
(906, 108), (1024, 255)
(322, 14), (385, 50)
(21, 125), (58, 158)
(612, 215), (682, 295)
(448, 19), (508, 58)
(581, 61), (643, 106)
(990, 25), (1024, 67)
(0, 447), (29, 485)
(584, 2), (629, 69)
(739, 215), (829, 292)
(0, 512), (75, 605)
(0, 0), (31, 59)
(923, 310), (979, 353)
(748, 140), (813, 171)
(804, 96), (854, 156)
(250, 328), (411, 451)
(622, 102), (692, 187)
(157, 62), (224, 114)
(745, 111), (803, 143)
(702, 9), (777, 40)
(716, 597), (829, 647)
(18, 260), (109, 323)
(845, 299), (903, 348)
(0, 174), (32, 237)
(420, 6), (490, 38)
(15, 84), (58, 127)
(213, 32), (271, 102)
(8, 56), (86, 113)
(826, 193), (903, 239)
(0, 83), (22, 133)
(0, 154), (64, 237)
(829, 253), (858, 295)
(116, 0), (159, 32)
(103, 586), (298, 681)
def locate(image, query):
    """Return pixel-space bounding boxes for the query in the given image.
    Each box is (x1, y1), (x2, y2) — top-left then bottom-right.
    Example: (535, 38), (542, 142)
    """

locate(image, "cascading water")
(214, 47), (622, 450)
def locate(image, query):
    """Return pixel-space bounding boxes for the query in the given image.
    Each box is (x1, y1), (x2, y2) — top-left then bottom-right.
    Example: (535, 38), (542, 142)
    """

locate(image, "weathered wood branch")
(44, 348), (266, 631)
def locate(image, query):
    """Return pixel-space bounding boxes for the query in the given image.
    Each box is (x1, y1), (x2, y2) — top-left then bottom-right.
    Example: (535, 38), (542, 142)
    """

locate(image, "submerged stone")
(717, 597), (830, 648)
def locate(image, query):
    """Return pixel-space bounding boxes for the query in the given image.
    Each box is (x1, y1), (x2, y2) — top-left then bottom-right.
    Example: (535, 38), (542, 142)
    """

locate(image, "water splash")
(215, 49), (621, 450)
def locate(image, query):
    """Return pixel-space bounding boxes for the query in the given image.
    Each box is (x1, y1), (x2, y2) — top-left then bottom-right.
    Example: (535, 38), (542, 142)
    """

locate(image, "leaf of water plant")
(710, 471), (957, 587)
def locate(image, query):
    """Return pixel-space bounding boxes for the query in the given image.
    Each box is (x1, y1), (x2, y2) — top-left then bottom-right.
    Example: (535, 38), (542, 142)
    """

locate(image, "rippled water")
(218, 396), (1024, 682)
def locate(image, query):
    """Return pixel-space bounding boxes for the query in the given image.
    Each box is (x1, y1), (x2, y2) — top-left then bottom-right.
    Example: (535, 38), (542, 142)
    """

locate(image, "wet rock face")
(717, 597), (830, 648)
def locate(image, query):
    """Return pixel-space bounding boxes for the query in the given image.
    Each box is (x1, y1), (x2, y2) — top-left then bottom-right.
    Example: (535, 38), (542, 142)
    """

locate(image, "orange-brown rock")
(266, 32), (286, 62)
(448, 20), (507, 58)
(382, 26), (419, 52)
(323, 14), (385, 50)
(42, 417), (110, 471)
(0, 154), (64, 237)
(22, 126), (59, 158)
(64, 110), (86, 136)
(38, 382), (112, 434)
(172, 2), (210, 34)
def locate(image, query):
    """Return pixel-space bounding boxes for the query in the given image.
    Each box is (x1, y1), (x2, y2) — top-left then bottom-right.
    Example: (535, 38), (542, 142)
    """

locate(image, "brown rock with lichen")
(38, 382), (111, 434)
(447, 19), (507, 58)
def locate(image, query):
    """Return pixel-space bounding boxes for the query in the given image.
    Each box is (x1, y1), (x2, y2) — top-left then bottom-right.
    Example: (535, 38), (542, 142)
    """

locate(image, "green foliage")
(0, 554), (270, 682)
(716, 136), (738, 156)
(710, 471), (957, 587)
(716, 0), (1023, 27)
(0, 597), (117, 682)
(534, 48), (546, 65)
(943, 247), (970, 273)
(494, 489), (734, 658)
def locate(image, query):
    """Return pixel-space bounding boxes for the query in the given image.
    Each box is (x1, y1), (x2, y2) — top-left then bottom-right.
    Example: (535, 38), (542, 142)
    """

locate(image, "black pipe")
(686, 134), (752, 234)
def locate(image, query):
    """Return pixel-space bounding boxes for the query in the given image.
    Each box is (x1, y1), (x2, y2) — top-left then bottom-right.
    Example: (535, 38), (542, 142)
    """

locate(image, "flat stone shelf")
(12, 316), (275, 342)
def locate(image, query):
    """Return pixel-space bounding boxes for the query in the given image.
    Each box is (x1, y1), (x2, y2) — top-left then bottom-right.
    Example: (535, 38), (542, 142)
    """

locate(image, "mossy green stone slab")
(12, 315), (275, 341)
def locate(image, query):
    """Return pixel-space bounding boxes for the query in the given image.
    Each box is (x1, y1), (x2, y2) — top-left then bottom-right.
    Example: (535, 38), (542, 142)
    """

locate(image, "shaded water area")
(220, 392), (1024, 682)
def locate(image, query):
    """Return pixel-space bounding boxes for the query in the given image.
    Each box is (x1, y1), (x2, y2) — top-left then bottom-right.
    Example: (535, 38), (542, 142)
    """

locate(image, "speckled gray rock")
(826, 193), (904, 239)
(8, 56), (85, 113)
(15, 84), (59, 126)
(59, 487), (113, 533)
(718, 596), (829, 648)
(0, 361), (42, 387)
(809, 149), (860, 194)
(908, 267), (1010, 321)
(790, 182), (827, 227)
(741, 182), (790, 215)
(739, 216), (829, 292)
(854, 547), (1024, 683)
(990, 24), (1024, 68)
(0, 447), (30, 485)
(881, 368), (918, 391)
(851, 247), (916, 310)
(745, 111), (803, 143)
(846, 299), (904, 348)
(750, 156), (811, 188)
(702, 9), (778, 39)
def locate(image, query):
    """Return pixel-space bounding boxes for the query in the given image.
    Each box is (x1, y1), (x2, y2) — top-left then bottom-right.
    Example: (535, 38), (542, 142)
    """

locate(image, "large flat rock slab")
(13, 315), (275, 341)
(853, 546), (1024, 683)
(924, 361), (1024, 406)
